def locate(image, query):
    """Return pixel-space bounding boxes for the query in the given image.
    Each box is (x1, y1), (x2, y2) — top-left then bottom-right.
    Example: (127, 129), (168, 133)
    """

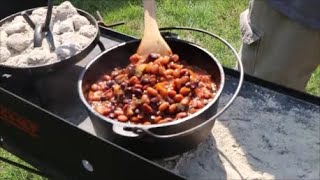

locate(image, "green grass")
(1, 0), (319, 179)
(0, 148), (44, 180)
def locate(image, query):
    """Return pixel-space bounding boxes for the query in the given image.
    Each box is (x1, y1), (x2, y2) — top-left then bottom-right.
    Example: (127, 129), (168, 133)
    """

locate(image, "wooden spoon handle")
(137, 0), (172, 57)
(143, 0), (160, 37)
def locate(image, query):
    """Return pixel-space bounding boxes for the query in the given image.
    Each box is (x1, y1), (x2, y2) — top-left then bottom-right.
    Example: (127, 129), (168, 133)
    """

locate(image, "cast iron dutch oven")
(0, 5), (100, 76)
(79, 27), (244, 159)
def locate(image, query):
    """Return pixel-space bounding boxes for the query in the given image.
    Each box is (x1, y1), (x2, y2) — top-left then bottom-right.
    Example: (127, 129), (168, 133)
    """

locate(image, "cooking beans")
(179, 87), (191, 96)
(169, 104), (178, 113)
(168, 89), (177, 98)
(117, 115), (128, 122)
(87, 53), (217, 125)
(171, 54), (179, 62)
(180, 97), (190, 106)
(147, 87), (158, 96)
(176, 112), (187, 119)
(174, 94), (183, 102)
(159, 102), (169, 111)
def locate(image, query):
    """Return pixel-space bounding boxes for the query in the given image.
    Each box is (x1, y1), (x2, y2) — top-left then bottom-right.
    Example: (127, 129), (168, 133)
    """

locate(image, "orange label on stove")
(0, 105), (39, 138)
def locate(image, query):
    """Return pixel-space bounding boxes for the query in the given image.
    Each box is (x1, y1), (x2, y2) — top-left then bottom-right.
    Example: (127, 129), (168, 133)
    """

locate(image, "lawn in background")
(1, 0), (319, 179)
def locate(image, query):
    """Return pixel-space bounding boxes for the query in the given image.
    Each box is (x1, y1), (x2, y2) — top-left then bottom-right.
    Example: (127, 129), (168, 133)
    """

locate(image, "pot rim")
(78, 39), (225, 129)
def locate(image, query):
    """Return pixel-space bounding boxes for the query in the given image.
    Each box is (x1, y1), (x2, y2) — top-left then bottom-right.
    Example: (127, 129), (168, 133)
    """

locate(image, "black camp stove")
(1, 2), (320, 180)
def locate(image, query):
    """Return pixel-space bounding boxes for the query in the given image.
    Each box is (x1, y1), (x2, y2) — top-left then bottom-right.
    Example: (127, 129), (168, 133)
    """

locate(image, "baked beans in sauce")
(87, 53), (218, 125)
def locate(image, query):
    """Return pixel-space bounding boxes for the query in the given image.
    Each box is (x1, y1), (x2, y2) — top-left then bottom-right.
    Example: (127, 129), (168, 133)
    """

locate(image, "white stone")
(2, 54), (28, 67)
(0, 31), (8, 47)
(42, 36), (61, 51)
(53, 20), (61, 35)
(0, 47), (11, 63)
(30, 15), (46, 26)
(12, 16), (26, 24)
(32, 8), (47, 16)
(55, 1), (78, 21)
(58, 19), (74, 34)
(55, 43), (81, 59)
(4, 22), (27, 35)
(72, 14), (90, 31)
(79, 25), (96, 38)
(27, 48), (58, 65)
(7, 33), (32, 52)
(60, 32), (90, 48)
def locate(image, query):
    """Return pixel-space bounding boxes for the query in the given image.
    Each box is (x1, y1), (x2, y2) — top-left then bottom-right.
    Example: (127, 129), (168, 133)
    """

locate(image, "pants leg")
(239, 0), (320, 91)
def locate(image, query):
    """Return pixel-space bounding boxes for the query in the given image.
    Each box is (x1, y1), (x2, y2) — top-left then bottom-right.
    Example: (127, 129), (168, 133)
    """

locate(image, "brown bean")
(176, 112), (187, 119)
(114, 109), (124, 116)
(158, 117), (173, 124)
(180, 87), (191, 96)
(104, 90), (113, 99)
(142, 103), (153, 113)
(180, 76), (190, 85)
(147, 87), (158, 96)
(131, 116), (140, 122)
(150, 64), (159, 74)
(149, 77), (157, 85)
(137, 114), (144, 119)
(144, 121), (152, 125)
(203, 93), (213, 99)
(95, 105), (111, 115)
(165, 69), (174, 76)
(197, 100), (204, 108)
(180, 97), (190, 106)
(125, 107), (134, 116)
(98, 81), (107, 88)
(91, 83), (100, 91)
(189, 108), (198, 114)
(143, 85), (149, 90)
(166, 75), (174, 81)
(171, 54), (179, 62)
(141, 94), (150, 104)
(129, 76), (140, 85)
(168, 63), (183, 70)
(172, 69), (181, 78)
(157, 86), (168, 97)
(88, 91), (103, 101)
(158, 66), (166, 76)
(134, 84), (143, 89)
(174, 94), (184, 102)
(103, 75), (112, 81)
(169, 104), (177, 113)
(168, 89), (177, 98)
(159, 102), (170, 111)
(160, 56), (170, 65)
(150, 96), (160, 104)
(180, 69), (190, 76)
(191, 100), (197, 108)
(129, 54), (141, 64)
(160, 77), (166, 81)
(174, 79), (182, 90)
(154, 116), (163, 123)
(117, 115), (128, 122)
(123, 103), (129, 110)
(115, 74), (125, 82)
(201, 75), (211, 83)
(145, 63), (153, 73)
(157, 119), (169, 124)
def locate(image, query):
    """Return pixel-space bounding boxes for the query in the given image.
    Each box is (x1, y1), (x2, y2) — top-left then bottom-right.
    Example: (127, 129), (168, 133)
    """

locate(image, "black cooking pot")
(79, 28), (244, 159)
(0, 7), (100, 76)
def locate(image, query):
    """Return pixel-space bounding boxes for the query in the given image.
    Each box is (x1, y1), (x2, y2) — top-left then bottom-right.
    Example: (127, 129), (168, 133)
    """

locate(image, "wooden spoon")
(137, 0), (172, 58)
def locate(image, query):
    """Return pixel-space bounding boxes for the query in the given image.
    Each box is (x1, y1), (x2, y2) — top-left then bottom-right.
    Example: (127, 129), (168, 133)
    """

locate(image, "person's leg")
(239, 0), (320, 91)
